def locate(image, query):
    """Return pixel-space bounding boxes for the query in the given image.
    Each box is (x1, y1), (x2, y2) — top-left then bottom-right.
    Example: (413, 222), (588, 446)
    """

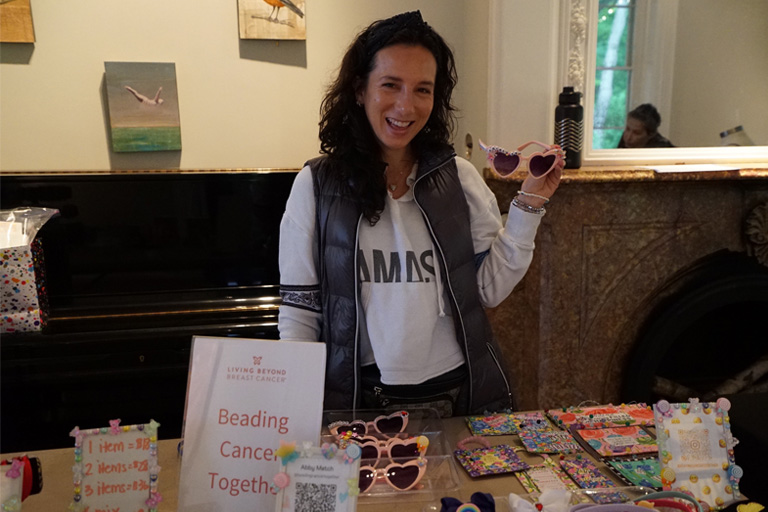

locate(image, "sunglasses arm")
(477, 138), (493, 154)
(516, 140), (555, 152)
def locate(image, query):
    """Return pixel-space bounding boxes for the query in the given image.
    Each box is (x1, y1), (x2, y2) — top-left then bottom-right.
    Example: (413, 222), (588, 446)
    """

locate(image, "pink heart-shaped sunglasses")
(479, 139), (563, 179)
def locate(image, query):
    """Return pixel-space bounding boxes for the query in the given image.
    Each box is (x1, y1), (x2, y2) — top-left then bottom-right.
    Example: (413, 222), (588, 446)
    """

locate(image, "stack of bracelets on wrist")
(511, 189), (550, 215)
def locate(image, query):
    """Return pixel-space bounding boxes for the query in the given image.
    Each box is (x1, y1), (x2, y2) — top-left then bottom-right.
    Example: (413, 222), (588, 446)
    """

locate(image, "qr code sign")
(295, 482), (337, 512)
(679, 428), (711, 461)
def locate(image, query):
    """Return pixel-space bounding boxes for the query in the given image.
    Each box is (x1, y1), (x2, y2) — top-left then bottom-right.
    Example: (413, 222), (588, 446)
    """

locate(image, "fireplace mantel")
(484, 165), (768, 184)
(485, 167), (768, 410)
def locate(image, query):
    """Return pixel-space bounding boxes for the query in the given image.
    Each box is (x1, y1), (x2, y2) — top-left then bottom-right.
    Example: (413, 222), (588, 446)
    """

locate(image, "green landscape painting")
(105, 62), (181, 152)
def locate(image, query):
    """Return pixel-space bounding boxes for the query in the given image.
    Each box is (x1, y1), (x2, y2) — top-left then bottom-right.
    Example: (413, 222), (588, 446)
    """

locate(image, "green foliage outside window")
(594, 0), (633, 149)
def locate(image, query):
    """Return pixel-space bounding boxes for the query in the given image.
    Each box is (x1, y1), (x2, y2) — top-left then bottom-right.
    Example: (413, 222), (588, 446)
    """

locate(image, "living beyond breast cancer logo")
(225, 355), (287, 384)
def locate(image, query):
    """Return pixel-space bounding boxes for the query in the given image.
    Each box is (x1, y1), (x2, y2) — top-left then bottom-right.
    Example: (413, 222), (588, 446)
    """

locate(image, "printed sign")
(273, 442), (360, 512)
(177, 336), (326, 512)
(69, 419), (161, 512)
(654, 398), (743, 510)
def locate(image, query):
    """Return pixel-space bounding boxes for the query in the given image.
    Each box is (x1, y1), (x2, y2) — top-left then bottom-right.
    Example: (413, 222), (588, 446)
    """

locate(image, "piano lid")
(1, 171), (298, 318)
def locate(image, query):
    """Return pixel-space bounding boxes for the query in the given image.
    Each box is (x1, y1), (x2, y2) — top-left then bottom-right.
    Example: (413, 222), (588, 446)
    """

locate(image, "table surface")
(2, 414), (633, 511)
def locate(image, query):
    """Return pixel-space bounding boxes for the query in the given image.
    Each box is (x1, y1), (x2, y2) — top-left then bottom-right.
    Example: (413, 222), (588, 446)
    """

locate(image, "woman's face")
(621, 116), (652, 148)
(357, 44), (436, 161)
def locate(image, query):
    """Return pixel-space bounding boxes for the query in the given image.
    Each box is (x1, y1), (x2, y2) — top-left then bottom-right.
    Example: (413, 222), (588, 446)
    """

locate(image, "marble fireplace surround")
(485, 167), (768, 411)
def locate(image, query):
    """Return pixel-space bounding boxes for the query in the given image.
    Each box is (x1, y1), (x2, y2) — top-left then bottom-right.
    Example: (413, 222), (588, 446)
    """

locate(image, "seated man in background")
(618, 103), (675, 148)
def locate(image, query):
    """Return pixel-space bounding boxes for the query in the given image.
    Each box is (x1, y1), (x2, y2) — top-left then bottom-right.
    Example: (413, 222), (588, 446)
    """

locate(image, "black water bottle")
(554, 86), (583, 169)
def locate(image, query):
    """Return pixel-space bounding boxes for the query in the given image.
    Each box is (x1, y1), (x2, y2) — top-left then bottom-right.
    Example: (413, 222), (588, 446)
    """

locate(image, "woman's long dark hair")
(318, 11), (458, 225)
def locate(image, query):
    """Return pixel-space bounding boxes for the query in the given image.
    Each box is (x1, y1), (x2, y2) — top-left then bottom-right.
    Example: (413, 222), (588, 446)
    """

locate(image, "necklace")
(386, 163), (413, 192)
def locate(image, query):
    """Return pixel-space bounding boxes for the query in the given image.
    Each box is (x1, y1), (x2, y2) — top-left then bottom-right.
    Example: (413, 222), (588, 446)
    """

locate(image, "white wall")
(0, 0), (505, 172)
(453, 1), (491, 168)
(487, 0), (561, 151)
(668, 0), (768, 147)
(6, 1), (761, 172)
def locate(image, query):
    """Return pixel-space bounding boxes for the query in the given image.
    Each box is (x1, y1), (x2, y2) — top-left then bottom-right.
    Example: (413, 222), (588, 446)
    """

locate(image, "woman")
(278, 11), (562, 415)
(618, 103), (674, 148)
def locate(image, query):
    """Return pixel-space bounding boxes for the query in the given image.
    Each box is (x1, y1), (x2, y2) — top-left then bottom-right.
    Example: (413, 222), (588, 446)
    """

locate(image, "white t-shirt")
(278, 156), (542, 385)
(356, 164), (464, 384)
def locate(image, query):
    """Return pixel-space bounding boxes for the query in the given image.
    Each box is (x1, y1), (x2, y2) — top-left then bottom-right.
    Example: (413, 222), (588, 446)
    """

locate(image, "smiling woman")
(278, 10), (565, 417)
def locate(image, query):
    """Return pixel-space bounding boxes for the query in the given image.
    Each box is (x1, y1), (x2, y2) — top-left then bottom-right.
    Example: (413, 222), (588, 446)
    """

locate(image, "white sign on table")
(69, 419), (161, 512)
(273, 442), (361, 512)
(178, 336), (326, 512)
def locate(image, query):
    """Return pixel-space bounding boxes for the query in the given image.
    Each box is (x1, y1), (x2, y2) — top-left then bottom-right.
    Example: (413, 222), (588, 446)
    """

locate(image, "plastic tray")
(322, 408), (461, 502)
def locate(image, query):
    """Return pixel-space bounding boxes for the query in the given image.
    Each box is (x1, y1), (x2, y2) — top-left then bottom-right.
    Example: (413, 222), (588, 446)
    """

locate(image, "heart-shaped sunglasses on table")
(479, 139), (564, 179)
(358, 457), (428, 493)
(352, 434), (429, 467)
(328, 410), (409, 438)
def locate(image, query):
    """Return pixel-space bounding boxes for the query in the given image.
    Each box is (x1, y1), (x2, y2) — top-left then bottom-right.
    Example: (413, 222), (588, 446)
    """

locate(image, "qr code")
(679, 428), (711, 461)
(295, 482), (337, 512)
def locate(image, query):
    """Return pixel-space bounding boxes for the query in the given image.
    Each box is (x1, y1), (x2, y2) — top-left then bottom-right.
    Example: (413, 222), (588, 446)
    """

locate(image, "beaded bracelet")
(517, 190), (550, 204)
(511, 196), (546, 215)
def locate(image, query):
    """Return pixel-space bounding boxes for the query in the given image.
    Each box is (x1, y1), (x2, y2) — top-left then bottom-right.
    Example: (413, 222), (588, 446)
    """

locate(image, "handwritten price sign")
(69, 419), (161, 512)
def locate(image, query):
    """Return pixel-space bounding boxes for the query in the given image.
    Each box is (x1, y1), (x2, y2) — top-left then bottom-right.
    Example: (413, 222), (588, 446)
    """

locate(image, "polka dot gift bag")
(1, 207), (59, 334)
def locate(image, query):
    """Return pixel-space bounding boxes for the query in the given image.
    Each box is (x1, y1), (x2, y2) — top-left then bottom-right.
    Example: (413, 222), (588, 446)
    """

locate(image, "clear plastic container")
(322, 408), (461, 503)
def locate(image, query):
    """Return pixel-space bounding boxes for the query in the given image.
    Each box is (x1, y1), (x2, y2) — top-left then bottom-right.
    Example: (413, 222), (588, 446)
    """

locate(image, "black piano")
(0, 170), (297, 452)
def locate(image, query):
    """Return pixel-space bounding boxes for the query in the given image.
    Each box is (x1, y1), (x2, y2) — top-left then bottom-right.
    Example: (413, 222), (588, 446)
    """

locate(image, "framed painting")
(104, 62), (182, 153)
(238, 0), (306, 40)
(0, 0), (35, 43)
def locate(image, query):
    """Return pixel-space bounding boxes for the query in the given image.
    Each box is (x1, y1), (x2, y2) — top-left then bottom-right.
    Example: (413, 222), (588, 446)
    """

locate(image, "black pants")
(360, 364), (468, 417)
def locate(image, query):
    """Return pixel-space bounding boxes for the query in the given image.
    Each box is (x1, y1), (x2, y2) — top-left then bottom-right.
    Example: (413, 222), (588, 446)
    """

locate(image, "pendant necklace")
(387, 164), (412, 192)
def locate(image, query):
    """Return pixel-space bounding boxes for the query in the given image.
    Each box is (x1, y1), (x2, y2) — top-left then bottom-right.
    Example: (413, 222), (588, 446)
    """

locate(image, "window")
(593, 0), (635, 149)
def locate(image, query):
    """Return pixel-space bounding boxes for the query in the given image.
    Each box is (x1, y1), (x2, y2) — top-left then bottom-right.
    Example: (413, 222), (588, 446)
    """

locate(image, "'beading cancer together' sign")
(178, 336), (326, 511)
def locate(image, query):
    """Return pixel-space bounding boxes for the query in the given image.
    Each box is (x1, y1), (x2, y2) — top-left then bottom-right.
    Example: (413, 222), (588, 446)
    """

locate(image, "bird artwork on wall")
(263, 0), (304, 23)
(238, 0), (306, 40)
(104, 62), (182, 153)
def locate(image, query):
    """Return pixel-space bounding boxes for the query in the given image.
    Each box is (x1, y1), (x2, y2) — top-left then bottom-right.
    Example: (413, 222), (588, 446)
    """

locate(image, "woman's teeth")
(388, 118), (411, 128)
